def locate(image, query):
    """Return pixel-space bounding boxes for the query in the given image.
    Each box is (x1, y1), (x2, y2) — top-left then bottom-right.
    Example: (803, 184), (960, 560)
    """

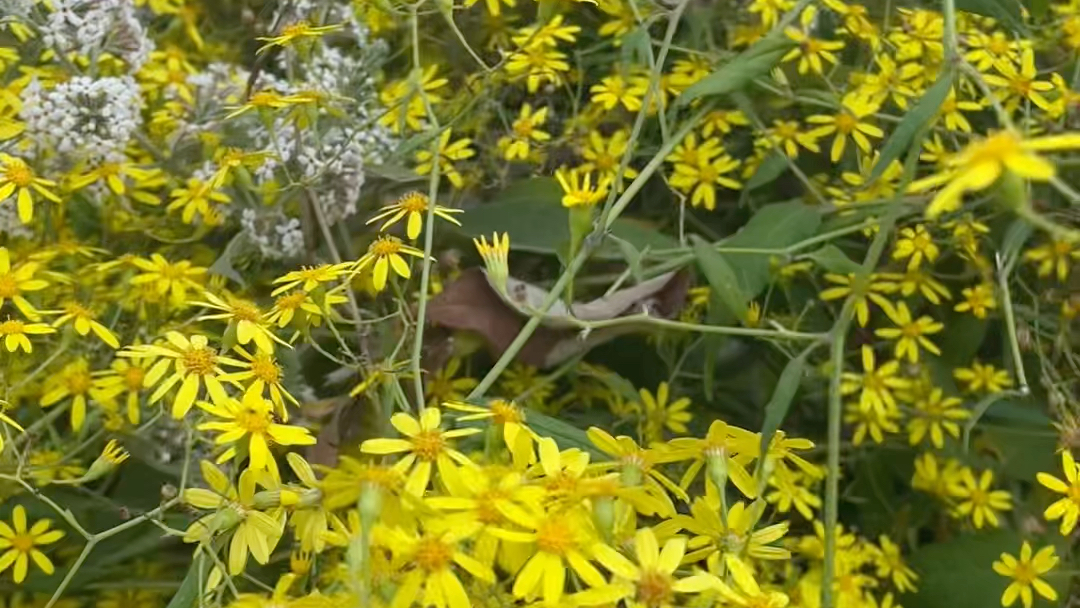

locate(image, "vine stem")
(821, 208), (899, 608)
(409, 1), (444, 410)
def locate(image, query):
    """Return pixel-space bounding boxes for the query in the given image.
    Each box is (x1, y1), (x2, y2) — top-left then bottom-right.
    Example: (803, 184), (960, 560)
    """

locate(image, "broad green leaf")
(807, 245), (862, 274)
(982, 421), (1057, 481)
(1025, 0), (1049, 20)
(166, 553), (210, 608)
(525, 408), (604, 458)
(460, 178), (678, 258)
(758, 345), (817, 462)
(208, 232), (247, 288)
(956, 0), (1026, 33)
(869, 69), (953, 183)
(936, 311), (987, 367)
(677, 34), (795, 106)
(621, 27), (652, 67)
(1001, 218), (1033, 269)
(743, 152), (789, 192)
(720, 202), (822, 297)
(692, 235), (749, 322)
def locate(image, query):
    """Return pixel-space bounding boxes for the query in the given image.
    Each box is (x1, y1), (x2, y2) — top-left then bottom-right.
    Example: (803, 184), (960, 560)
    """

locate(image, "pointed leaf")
(869, 69), (953, 183)
(677, 33), (795, 106)
(807, 245), (862, 274)
(692, 235), (748, 322)
(758, 344), (818, 461)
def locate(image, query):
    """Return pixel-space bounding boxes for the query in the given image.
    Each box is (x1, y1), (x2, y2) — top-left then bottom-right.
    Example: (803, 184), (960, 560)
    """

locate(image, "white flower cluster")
(21, 76), (144, 164)
(295, 127), (371, 224)
(0, 0), (32, 19)
(40, 0), (153, 71)
(240, 208), (305, 260)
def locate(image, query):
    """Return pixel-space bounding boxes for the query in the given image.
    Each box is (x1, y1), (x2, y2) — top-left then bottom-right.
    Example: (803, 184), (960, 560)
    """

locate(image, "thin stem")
(997, 253), (1031, 394)
(565, 313), (827, 340)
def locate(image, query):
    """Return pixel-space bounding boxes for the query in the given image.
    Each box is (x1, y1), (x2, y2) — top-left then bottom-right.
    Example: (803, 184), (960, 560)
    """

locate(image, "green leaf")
(956, 0), (1026, 33)
(758, 345), (817, 461)
(936, 310), (988, 367)
(743, 152), (789, 192)
(368, 163), (426, 182)
(720, 202), (822, 298)
(165, 553), (210, 608)
(806, 245), (862, 274)
(869, 69), (953, 183)
(459, 178), (678, 258)
(1001, 218), (1033, 269)
(692, 235), (749, 322)
(621, 27), (651, 67)
(676, 33), (794, 106)
(525, 408), (604, 458)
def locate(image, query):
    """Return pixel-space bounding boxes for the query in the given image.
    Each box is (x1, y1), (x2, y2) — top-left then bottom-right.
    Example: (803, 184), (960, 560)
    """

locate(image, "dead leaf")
(427, 268), (689, 368)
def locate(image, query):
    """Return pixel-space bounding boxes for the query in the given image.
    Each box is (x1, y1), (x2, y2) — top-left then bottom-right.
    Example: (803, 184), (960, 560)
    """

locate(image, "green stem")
(565, 314), (827, 340)
(997, 253), (1031, 394)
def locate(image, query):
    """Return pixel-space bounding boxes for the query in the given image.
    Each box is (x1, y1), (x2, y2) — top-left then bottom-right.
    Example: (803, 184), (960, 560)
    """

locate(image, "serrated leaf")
(744, 151), (789, 192)
(869, 69), (954, 183)
(692, 235), (748, 322)
(677, 34), (794, 106)
(807, 245), (862, 274)
(758, 345), (816, 460)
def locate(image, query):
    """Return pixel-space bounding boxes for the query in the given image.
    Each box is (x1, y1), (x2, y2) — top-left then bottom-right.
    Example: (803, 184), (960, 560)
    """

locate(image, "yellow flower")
(81, 439), (130, 482)
(425, 359), (478, 407)
(954, 361), (1012, 394)
(588, 428), (688, 502)
(0, 247), (49, 320)
(590, 74), (646, 112)
(129, 254), (207, 307)
(49, 302), (120, 348)
(0, 153), (61, 223)
(840, 346), (910, 416)
(444, 399), (533, 466)
(581, 129), (639, 184)
(196, 292), (281, 354)
(668, 152), (742, 211)
(0, 400), (22, 455)
(93, 356), (152, 425)
(658, 497), (789, 571)
(499, 104), (551, 162)
(223, 89), (317, 120)
(41, 358), (120, 431)
(876, 269), (951, 305)
(416, 129), (475, 189)
(665, 419), (759, 498)
(964, 31), (1025, 71)
(764, 466), (822, 519)
(556, 167), (611, 208)
(845, 401), (900, 445)
(891, 224), (939, 270)
(765, 119), (823, 158)
(909, 130), (1080, 219)
(875, 536), (918, 593)
(196, 390), (315, 480)
(937, 88), (984, 133)
(748, 0), (795, 27)
(368, 191), (463, 241)
(911, 452), (964, 499)
(1024, 238), (1080, 281)
(783, 7), (845, 75)
(379, 65), (448, 133)
(0, 505), (65, 583)
(474, 232), (510, 291)
(353, 235), (425, 292)
(593, 527), (721, 607)
(121, 332), (239, 418)
(272, 263), (349, 295)
(819, 273), (896, 326)
(636, 382), (692, 443)
(168, 177), (229, 224)
(220, 346), (297, 418)
(360, 407), (480, 496)
(907, 388), (968, 448)
(952, 468), (1012, 528)
(1036, 450), (1080, 535)
(255, 20), (343, 53)
(807, 94), (884, 161)
(714, 554), (790, 608)
(0, 318), (55, 353)
(182, 461), (285, 575)
(491, 506), (609, 605)
(954, 282), (997, 318)
(992, 542), (1058, 608)
(983, 47), (1054, 112)
(875, 301), (942, 363)
(378, 522), (495, 608)
(505, 44), (570, 93)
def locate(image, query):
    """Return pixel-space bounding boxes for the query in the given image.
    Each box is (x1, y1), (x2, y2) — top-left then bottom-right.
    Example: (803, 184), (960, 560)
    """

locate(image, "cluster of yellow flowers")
(2, 0), (1080, 604)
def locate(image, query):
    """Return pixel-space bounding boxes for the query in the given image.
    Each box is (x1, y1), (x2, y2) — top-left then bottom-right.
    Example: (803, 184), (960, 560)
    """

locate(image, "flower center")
(0, 274), (18, 298)
(231, 302), (261, 322)
(371, 238), (402, 257)
(123, 366), (145, 391)
(414, 537), (453, 572)
(397, 192), (428, 213)
(536, 518), (575, 555)
(250, 354), (281, 383)
(276, 292), (307, 311)
(67, 371), (92, 395)
(1012, 562), (1037, 584)
(158, 263), (188, 281)
(835, 112), (858, 133)
(476, 489), (506, 524)
(181, 346), (217, 376)
(637, 570), (674, 607)
(4, 161), (32, 187)
(966, 131), (1022, 165)
(236, 405), (271, 434)
(490, 400), (522, 425)
(10, 534), (33, 553)
(0, 319), (23, 335)
(411, 430), (445, 461)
